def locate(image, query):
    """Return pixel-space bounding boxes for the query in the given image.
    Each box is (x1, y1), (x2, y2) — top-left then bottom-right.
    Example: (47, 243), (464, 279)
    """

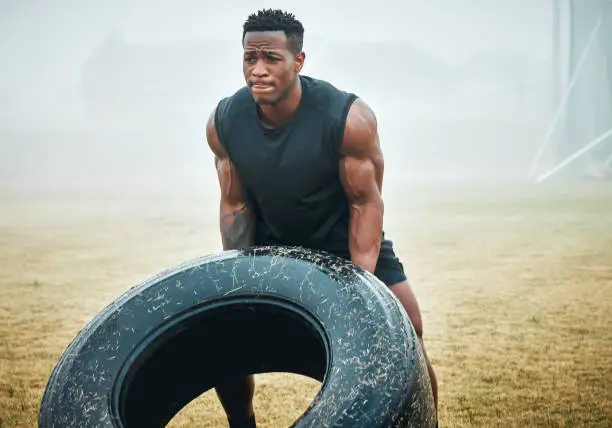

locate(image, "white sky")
(6, 1), (596, 187)
(1, 0), (554, 115)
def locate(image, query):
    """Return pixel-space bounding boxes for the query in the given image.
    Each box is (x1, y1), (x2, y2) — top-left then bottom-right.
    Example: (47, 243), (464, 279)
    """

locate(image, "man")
(206, 9), (438, 428)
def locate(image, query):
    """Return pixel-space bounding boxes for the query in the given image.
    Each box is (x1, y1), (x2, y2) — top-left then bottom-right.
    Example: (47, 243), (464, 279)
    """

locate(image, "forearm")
(220, 201), (256, 250)
(349, 198), (383, 274)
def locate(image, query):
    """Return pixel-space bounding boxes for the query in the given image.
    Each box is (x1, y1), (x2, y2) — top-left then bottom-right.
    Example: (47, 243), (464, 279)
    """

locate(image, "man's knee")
(215, 375), (255, 421)
(389, 280), (424, 338)
(389, 280), (438, 414)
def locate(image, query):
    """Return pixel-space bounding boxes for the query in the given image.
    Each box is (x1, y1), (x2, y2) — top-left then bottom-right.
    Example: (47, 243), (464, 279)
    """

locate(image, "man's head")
(242, 9), (305, 105)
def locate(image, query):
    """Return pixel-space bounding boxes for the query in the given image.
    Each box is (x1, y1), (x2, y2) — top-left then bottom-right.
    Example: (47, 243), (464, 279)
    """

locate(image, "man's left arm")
(339, 98), (384, 274)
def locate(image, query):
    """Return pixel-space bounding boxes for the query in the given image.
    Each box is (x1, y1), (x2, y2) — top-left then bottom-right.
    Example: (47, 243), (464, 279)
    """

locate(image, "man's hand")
(339, 98), (384, 274)
(206, 110), (256, 250)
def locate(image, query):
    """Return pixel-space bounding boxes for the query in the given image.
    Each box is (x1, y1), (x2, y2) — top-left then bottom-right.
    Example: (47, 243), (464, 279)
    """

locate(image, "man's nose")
(252, 59), (268, 77)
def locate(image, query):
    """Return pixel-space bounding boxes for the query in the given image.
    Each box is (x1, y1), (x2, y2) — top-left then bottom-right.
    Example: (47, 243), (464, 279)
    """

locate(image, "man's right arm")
(206, 110), (256, 250)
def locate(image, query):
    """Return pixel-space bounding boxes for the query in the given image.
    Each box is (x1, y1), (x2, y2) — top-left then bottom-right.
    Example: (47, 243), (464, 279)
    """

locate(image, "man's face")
(243, 31), (305, 105)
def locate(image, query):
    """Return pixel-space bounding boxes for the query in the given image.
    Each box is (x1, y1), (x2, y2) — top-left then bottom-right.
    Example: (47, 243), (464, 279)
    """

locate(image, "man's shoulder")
(301, 75), (358, 121)
(301, 74), (345, 91)
(302, 75), (354, 99)
(215, 85), (253, 123)
(211, 85), (253, 150)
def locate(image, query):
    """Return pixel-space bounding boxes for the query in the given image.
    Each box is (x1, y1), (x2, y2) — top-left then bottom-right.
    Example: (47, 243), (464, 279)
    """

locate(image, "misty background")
(0, 1), (589, 192)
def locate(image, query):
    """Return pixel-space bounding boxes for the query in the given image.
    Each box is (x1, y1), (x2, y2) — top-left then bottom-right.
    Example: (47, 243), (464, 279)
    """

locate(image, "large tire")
(39, 246), (435, 427)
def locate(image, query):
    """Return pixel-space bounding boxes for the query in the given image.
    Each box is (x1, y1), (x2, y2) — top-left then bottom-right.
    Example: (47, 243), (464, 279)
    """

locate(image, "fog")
(1, 0), (601, 192)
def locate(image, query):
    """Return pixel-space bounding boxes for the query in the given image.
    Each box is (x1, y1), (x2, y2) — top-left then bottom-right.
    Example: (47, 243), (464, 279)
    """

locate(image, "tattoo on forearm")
(221, 206), (255, 250)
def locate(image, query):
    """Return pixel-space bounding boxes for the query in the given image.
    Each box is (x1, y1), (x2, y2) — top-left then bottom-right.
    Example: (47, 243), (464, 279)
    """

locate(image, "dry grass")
(0, 181), (611, 427)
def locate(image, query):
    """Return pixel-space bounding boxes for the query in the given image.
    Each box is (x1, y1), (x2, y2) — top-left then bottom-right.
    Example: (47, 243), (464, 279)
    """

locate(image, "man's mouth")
(249, 82), (274, 90)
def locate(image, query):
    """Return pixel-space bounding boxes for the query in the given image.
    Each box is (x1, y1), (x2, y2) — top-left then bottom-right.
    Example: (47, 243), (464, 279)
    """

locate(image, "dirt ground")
(0, 181), (611, 427)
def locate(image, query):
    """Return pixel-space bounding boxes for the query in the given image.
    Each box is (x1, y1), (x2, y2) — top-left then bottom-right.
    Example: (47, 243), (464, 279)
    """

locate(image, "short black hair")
(242, 9), (304, 54)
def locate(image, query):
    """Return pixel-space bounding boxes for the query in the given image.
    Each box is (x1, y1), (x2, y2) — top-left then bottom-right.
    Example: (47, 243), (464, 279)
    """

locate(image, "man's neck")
(258, 77), (303, 128)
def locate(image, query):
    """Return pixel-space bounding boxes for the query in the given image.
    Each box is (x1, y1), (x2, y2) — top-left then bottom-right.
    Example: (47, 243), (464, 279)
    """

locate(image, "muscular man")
(206, 9), (438, 428)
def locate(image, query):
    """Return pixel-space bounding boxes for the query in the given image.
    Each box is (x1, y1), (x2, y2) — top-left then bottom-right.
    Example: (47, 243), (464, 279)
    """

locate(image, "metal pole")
(552, 0), (561, 109)
(604, 150), (612, 169)
(536, 126), (612, 182)
(528, 11), (603, 179)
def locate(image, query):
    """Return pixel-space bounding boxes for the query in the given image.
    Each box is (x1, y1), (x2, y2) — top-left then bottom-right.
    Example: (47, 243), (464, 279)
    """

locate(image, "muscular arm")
(339, 98), (384, 274)
(206, 110), (256, 250)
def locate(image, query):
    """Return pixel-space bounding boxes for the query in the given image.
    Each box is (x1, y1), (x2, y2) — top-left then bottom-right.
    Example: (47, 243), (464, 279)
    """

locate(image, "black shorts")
(334, 236), (407, 288)
(258, 233), (407, 288)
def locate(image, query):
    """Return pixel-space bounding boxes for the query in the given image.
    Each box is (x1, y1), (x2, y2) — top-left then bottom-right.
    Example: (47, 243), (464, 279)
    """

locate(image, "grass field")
(0, 181), (611, 427)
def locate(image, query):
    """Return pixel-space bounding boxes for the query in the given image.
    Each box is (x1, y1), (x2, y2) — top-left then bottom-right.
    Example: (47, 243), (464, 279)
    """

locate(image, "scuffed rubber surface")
(39, 246), (436, 427)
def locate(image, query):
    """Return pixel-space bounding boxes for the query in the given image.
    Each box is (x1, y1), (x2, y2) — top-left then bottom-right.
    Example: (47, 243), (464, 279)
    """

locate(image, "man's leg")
(389, 280), (439, 413)
(215, 375), (256, 428)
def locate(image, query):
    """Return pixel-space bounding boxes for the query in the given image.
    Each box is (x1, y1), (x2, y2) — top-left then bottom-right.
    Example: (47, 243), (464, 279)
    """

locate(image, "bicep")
(216, 157), (247, 206)
(339, 155), (382, 203)
(339, 99), (384, 203)
(206, 110), (247, 206)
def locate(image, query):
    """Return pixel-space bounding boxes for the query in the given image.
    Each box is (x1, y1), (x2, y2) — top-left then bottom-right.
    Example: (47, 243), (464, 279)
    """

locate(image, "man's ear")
(294, 52), (306, 73)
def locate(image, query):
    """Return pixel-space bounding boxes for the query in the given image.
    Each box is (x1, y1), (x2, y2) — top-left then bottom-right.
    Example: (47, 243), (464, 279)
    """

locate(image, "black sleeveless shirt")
(214, 75), (358, 255)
